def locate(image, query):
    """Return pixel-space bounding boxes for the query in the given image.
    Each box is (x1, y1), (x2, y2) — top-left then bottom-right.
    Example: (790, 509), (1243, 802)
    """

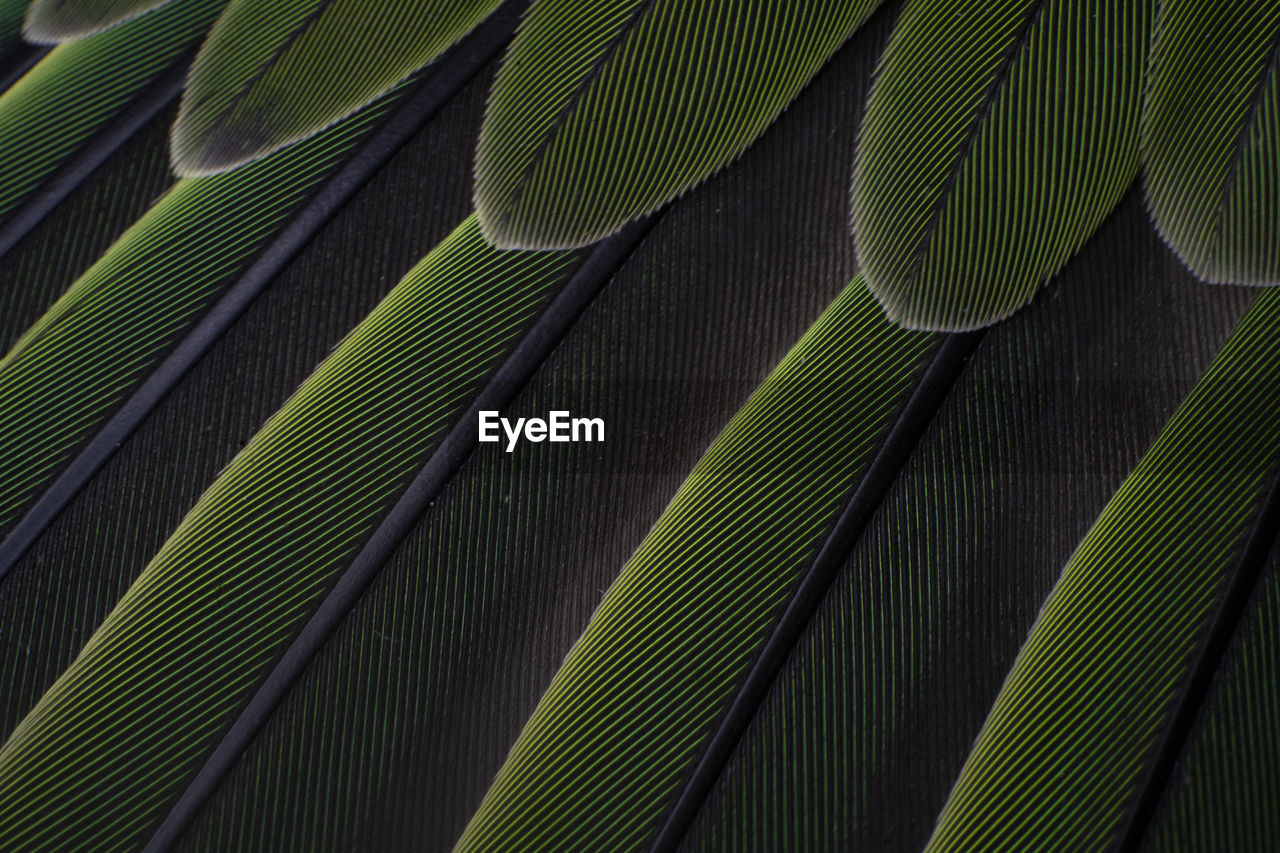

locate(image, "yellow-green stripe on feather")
(1143, 0), (1280, 285)
(928, 288), (1280, 850)
(1145, 558), (1280, 851)
(0, 0), (225, 222)
(457, 275), (936, 851)
(474, 0), (886, 249)
(0, 215), (581, 852)
(0, 80), (404, 537)
(170, 0), (505, 175)
(852, 0), (1153, 331)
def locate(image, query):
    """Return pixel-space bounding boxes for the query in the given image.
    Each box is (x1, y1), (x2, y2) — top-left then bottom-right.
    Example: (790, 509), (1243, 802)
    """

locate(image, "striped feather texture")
(1144, 543), (1280, 851)
(0, 103), (174, 352)
(456, 276), (941, 851)
(0, 0), (223, 225)
(23, 0), (181, 42)
(851, 0), (1152, 330)
(0, 0), (1278, 849)
(1143, 0), (1280, 285)
(169, 0), (507, 176)
(683, 191), (1252, 851)
(173, 29), (879, 849)
(0, 81), (405, 542)
(0, 216), (584, 851)
(927, 287), (1280, 850)
(0, 64), (481, 769)
(473, 0), (885, 248)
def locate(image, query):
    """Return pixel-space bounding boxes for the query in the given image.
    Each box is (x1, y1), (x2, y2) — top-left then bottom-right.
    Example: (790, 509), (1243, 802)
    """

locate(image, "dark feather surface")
(0, 103), (174, 353)
(0, 0), (1276, 850)
(928, 287), (1280, 849)
(0, 0), (29, 44)
(684, 191), (1253, 851)
(1143, 537), (1280, 851)
(178, 35), (868, 842)
(0, 81), (406, 545)
(0, 64), (484, 747)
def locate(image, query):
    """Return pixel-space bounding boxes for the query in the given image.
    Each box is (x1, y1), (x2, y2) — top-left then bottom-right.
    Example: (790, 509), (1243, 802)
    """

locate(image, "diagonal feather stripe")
(928, 286), (1280, 850)
(473, 0), (887, 248)
(169, 0), (510, 175)
(23, 0), (182, 42)
(1143, 0), (1280, 285)
(0, 0), (1276, 849)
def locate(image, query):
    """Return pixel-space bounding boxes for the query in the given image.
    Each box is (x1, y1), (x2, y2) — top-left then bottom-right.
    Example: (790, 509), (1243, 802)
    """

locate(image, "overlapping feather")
(851, 0), (1153, 330)
(23, 0), (180, 42)
(0, 81), (406, 542)
(1144, 549), (1280, 851)
(684, 192), (1253, 851)
(928, 288), (1280, 850)
(0, 65), (484, 831)
(170, 0), (507, 175)
(175, 62), (863, 843)
(1143, 0), (1280, 285)
(0, 0), (224, 225)
(458, 271), (939, 851)
(0, 0), (1276, 850)
(0, 216), (584, 851)
(473, 0), (886, 248)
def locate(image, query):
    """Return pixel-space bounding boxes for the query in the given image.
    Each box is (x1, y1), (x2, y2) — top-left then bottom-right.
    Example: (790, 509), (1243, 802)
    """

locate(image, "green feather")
(0, 0), (224, 224)
(473, 0), (885, 248)
(93, 30), (880, 850)
(456, 275), (940, 850)
(0, 215), (582, 851)
(172, 84), (859, 845)
(851, 0), (1153, 330)
(455, 191), (1256, 852)
(1144, 553), (1280, 851)
(0, 1), (1277, 848)
(927, 288), (1280, 850)
(683, 193), (1252, 852)
(23, 0), (182, 43)
(169, 0), (504, 176)
(1143, 0), (1280, 284)
(0, 104), (175, 353)
(0, 83), (408, 539)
